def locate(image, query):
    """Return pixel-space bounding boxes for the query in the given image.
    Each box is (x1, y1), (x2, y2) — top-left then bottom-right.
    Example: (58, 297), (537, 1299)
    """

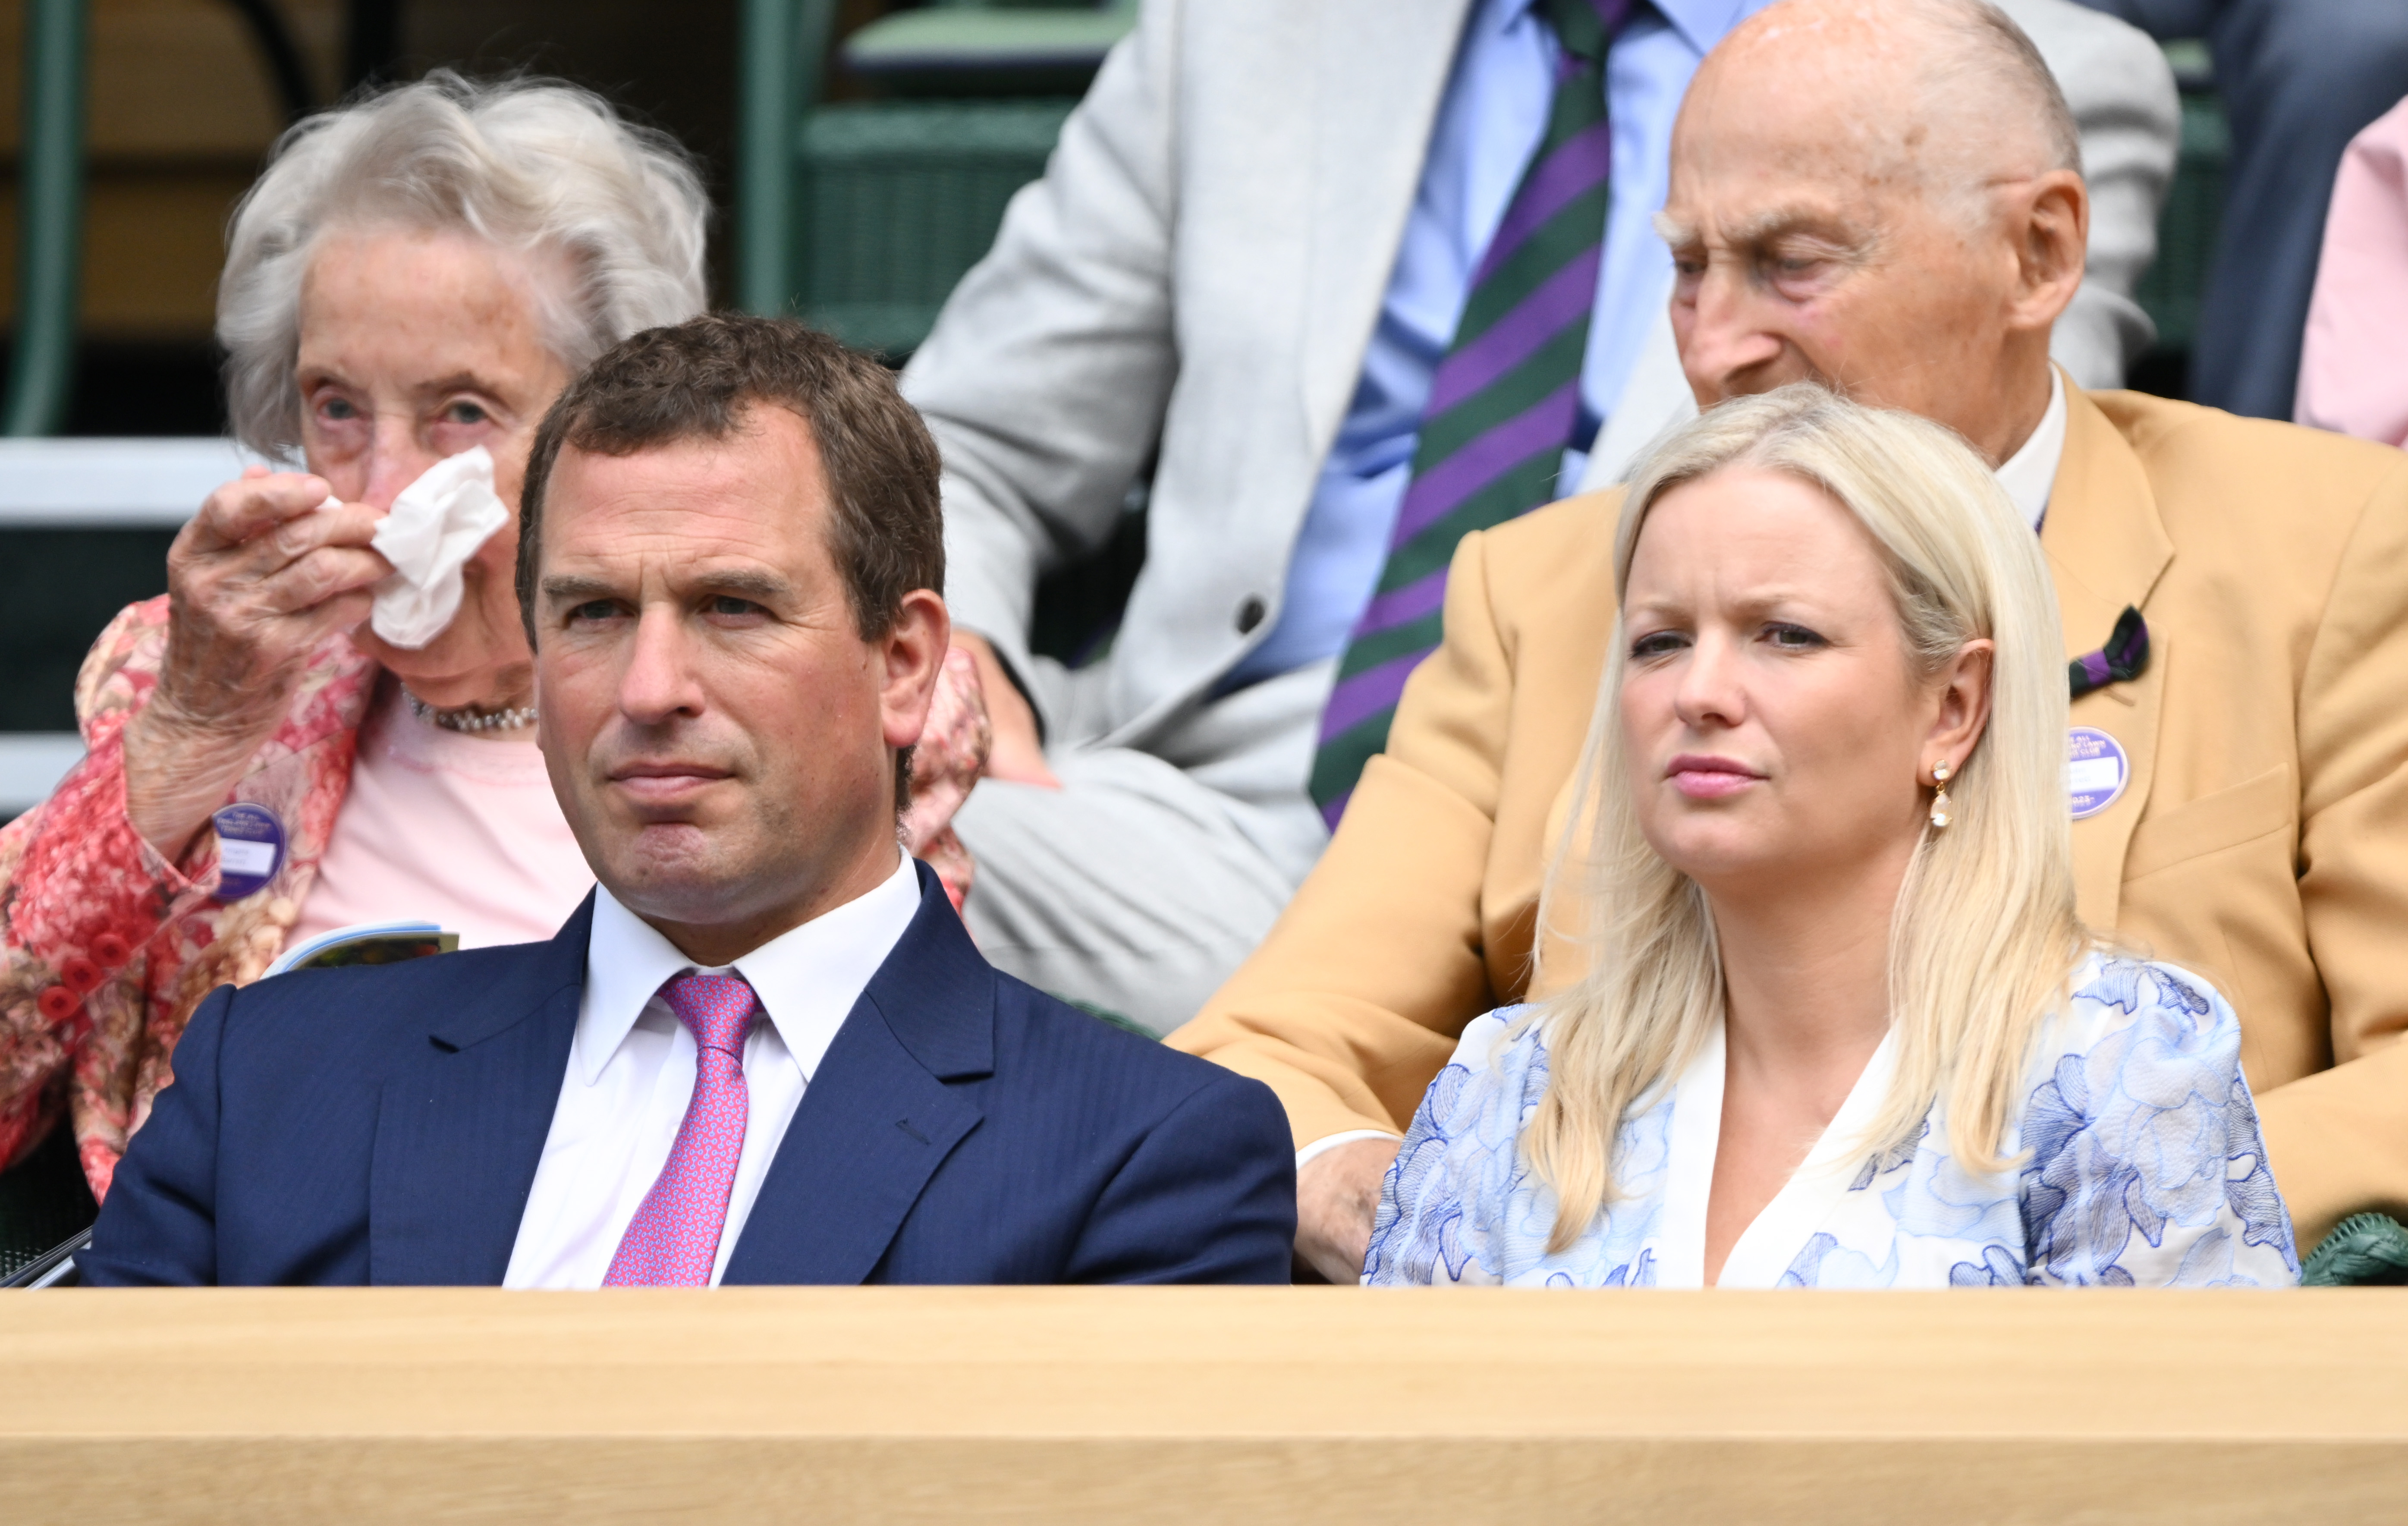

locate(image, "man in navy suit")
(82, 315), (1297, 1287)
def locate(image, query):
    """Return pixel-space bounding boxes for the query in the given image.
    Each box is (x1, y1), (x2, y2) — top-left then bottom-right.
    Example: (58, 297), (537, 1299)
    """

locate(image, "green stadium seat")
(0, 1121), (95, 1285)
(742, 0), (1133, 358)
(2134, 41), (2228, 360)
(794, 99), (1080, 357)
(842, 0), (1137, 95)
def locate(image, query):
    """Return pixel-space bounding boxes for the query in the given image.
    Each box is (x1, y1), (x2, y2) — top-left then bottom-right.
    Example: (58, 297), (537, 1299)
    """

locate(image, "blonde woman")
(1363, 386), (2296, 1289)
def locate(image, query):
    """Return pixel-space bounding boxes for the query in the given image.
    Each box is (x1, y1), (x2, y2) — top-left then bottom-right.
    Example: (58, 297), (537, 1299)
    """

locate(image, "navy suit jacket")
(83, 863), (1296, 1286)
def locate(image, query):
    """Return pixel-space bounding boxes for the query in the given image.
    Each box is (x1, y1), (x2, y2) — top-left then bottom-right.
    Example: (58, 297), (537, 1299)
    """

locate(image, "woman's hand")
(950, 632), (1060, 789)
(901, 647), (993, 912)
(901, 646), (993, 851)
(123, 467), (391, 860)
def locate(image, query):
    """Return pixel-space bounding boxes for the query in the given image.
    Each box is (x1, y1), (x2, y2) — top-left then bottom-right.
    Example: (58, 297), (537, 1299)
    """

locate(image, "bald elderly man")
(909, 0), (2171, 1038)
(1171, 0), (2408, 1280)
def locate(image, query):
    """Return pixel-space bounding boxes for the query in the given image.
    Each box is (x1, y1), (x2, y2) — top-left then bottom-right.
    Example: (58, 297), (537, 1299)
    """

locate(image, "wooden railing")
(3, 1286), (2402, 1522)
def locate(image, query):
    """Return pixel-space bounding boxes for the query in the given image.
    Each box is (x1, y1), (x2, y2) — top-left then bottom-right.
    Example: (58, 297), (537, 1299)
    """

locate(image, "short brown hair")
(516, 311), (943, 645)
(516, 313), (945, 811)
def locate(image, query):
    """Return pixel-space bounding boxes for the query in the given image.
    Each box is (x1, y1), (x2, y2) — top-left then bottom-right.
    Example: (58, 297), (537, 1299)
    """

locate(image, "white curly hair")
(217, 70), (710, 456)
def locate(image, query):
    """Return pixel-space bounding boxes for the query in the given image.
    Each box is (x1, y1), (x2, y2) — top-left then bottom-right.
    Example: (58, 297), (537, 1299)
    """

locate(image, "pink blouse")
(2298, 95), (2408, 448)
(291, 679), (594, 950)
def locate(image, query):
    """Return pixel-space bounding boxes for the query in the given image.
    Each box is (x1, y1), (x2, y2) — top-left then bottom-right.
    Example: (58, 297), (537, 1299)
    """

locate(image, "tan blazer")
(1169, 385), (2408, 1248)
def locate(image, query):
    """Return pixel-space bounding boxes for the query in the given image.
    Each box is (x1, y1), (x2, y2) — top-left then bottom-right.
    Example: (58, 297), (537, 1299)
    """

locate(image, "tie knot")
(1537, 0), (1631, 67)
(660, 972), (760, 1056)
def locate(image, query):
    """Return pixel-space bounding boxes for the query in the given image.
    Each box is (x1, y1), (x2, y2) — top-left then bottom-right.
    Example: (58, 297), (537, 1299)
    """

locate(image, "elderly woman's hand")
(123, 466), (391, 860)
(902, 646), (993, 913)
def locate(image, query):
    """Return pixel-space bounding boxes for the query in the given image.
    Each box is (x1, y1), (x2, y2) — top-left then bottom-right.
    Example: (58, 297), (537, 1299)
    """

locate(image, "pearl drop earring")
(1929, 760), (1954, 830)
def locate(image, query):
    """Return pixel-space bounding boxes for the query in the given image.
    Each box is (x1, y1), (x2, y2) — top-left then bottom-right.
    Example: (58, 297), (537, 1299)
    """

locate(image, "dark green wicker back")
(2301, 1212), (2408, 1287)
(794, 99), (1078, 358)
(2133, 89), (2229, 356)
(0, 1122), (96, 1283)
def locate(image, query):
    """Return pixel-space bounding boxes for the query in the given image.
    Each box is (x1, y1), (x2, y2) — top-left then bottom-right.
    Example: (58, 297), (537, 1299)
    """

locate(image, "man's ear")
(2007, 169), (2087, 335)
(879, 588), (951, 751)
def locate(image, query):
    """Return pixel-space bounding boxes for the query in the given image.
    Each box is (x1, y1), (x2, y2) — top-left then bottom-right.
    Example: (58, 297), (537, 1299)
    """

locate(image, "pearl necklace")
(405, 692), (538, 733)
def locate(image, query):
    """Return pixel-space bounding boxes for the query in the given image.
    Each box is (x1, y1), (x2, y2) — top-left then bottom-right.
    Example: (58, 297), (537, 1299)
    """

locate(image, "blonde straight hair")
(1522, 384), (2089, 1252)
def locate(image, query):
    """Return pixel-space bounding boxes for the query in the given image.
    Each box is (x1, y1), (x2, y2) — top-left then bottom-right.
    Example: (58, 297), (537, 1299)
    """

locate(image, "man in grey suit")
(905, 0), (2177, 1035)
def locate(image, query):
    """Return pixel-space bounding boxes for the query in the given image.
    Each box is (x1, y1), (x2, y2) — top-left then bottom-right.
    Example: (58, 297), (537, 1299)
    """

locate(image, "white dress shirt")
(1296, 371), (2073, 1176)
(503, 852), (923, 1288)
(1995, 368), (2069, 531)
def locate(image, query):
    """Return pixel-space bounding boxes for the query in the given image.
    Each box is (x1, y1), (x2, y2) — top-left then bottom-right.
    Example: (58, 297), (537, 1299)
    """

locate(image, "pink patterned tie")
(602, 972), (761, 1287)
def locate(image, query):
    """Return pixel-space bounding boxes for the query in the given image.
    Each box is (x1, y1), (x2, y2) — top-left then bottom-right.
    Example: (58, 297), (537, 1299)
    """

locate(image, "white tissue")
(365, 446), (510, 649)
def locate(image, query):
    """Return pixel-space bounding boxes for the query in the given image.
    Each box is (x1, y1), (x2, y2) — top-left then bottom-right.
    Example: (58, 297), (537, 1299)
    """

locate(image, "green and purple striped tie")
(1311, 0), (1631, 827)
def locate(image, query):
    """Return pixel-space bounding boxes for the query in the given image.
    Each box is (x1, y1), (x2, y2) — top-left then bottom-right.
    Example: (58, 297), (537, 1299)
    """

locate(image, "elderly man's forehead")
(1707, 0), (1929, 95)
(1682, 0), (2056, 187)
(1666, 87), (1908, 236)
(1684, 34), (1935, 172)
(1724, 0), (1905, 51)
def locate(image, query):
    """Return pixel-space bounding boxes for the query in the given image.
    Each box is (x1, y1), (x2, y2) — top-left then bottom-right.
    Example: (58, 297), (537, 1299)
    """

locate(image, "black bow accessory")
(2068, 606), (2149, 699)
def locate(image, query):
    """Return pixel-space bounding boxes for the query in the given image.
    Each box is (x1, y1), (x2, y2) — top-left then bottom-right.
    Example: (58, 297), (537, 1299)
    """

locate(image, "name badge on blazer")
(211, 803), (287, 901)
(2068, 728), (2129, 821)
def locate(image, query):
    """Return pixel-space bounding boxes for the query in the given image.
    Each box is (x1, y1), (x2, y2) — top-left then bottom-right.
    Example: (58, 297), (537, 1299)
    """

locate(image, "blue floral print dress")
(1363, 954), (2298, 1288)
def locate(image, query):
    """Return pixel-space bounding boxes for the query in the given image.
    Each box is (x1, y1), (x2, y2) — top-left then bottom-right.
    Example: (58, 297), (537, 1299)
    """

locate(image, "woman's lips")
(1666, 754), (1764, 800)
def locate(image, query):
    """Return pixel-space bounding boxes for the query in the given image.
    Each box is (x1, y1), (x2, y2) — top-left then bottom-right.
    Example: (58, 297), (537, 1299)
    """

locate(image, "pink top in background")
(290, 678), (594, 950)
(2298, 95), (2408, 449)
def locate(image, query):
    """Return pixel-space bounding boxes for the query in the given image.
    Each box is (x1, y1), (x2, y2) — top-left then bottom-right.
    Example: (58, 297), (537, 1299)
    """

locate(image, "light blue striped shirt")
(1229, 0), (1765, 689)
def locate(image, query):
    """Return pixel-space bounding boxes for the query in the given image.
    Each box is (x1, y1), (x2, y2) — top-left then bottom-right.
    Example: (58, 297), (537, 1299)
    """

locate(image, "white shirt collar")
(575, 852), (923, 1087)
(1994, 368), (2067, 531)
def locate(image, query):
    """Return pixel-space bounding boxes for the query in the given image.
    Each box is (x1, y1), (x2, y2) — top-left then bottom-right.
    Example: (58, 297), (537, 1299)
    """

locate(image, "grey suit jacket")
(902, 0), (2179, 763)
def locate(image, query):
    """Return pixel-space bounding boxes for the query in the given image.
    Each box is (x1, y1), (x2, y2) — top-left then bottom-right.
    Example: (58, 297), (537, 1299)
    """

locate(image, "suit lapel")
(1299, 0), (1478, 462)
(2040, 383), (2174, 926)
(721, 866), (993, 1285)
(368, 898), (591, 1285)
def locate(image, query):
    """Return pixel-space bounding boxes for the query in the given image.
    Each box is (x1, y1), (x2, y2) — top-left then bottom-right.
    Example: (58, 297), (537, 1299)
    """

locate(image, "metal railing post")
(738, 0), (837, 317)
(4, 0), (86, 437)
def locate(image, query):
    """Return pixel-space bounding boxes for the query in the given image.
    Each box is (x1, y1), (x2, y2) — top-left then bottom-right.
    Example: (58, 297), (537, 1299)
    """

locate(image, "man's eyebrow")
(541, 568), (800, 604)
(540, 574), (619, 604)
(693, 567), (796, 603)
(1656, 205), (1862, 250)
(1723, 205), (1861, 248)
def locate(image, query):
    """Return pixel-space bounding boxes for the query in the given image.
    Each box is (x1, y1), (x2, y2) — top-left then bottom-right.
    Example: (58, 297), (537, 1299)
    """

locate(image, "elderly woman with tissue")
(0, 73), (982, 1202)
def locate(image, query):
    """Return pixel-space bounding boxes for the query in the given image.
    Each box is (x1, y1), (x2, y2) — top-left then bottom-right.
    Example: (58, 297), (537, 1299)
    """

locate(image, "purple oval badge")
(2067, 726), (2129, 821)
(211, 802), (287, 901)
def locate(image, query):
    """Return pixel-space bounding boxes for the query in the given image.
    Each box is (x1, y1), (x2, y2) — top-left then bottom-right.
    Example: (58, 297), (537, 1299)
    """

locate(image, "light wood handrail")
(3, 1286), (2402, 1522)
